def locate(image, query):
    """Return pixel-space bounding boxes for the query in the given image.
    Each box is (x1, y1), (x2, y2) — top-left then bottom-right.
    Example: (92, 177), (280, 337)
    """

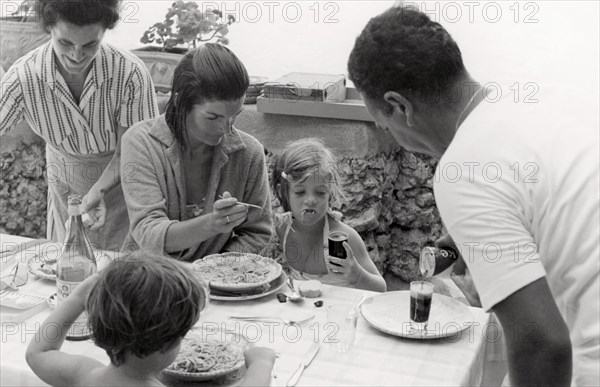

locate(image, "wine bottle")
(56, 194), (97, 341)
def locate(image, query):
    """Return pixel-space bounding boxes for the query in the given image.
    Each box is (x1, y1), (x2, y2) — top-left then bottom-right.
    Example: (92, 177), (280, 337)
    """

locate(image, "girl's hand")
(210, 191), (248, 234)
(327, 242), (365, 285)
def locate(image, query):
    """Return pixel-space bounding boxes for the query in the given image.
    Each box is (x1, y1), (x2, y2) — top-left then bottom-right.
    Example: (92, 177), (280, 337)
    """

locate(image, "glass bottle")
(56, 194), (97, 341)
(420, 244), (459, 278)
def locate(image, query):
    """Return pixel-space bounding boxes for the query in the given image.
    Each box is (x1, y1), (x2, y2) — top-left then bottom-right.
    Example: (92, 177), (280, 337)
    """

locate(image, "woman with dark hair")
(120, 43), (272, 261)
(0, 0), (159, 250)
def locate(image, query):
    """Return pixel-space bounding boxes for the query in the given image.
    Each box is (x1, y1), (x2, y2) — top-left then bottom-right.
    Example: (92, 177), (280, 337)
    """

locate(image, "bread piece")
(298, 280), (322, 298)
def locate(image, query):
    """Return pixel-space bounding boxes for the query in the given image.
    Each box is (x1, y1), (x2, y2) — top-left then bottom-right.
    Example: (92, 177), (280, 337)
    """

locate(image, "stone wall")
(1, 140), (47, 237)
(0, 99), (443, 288)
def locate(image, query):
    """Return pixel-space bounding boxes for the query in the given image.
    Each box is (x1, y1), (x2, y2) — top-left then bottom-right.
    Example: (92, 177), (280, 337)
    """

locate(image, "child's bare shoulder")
(80, 366), (162, 387)
(78, 366), (113, 386)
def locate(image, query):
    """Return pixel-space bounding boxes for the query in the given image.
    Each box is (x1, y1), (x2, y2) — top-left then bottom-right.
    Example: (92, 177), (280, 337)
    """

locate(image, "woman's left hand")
(81, 190), (107, 230)
(327, 242), (364, 284)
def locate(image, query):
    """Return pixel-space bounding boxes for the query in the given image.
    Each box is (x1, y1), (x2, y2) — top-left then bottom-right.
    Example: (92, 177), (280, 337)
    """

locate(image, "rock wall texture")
(1, 138), (442, 284)
(1, 141), (47, 237)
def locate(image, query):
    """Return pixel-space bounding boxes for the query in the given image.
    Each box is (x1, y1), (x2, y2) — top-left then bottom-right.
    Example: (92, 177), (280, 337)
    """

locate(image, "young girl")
(26, 253), (275, 386)
(272, 138), (386, 292)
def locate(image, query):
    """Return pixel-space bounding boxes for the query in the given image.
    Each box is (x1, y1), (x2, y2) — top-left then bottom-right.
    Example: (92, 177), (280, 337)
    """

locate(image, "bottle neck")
(67, 204), (81, 218)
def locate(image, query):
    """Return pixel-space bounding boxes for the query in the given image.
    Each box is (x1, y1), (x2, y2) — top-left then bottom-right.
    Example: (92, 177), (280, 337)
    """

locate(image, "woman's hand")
(327, 242), (365, 285)
(81, 190), (106, 231)
(209, 191), (248, 234)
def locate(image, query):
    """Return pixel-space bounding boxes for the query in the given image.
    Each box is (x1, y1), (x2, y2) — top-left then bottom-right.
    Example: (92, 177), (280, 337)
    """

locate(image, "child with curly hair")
(26, 253), (275, 386)
(272, 138), (386, 292)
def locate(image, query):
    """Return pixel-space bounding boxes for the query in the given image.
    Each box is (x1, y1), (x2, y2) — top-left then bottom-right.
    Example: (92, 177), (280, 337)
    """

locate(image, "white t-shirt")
(434, 89), (599, 385)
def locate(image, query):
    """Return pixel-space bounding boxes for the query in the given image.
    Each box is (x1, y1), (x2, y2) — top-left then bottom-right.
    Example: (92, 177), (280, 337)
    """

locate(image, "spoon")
(287, 276), (303, 302)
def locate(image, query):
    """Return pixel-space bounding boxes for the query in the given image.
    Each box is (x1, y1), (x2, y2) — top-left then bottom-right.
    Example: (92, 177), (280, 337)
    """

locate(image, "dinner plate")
(192, 252), (282, 292)
(209, 272), (288, 301)
(162, 326), (248, 382)
(26, 245), (62, 280)
(27, 249), (113, 281)
(360, 291), (474, 339)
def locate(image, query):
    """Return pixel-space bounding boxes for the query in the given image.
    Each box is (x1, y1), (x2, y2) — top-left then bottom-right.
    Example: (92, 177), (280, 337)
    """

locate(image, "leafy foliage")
(140, 1), (235, 52)
(11, 0), (37, 22)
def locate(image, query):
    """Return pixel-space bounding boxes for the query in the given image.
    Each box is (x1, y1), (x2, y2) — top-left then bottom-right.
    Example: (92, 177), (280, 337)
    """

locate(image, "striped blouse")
(0, 41), (159, 154)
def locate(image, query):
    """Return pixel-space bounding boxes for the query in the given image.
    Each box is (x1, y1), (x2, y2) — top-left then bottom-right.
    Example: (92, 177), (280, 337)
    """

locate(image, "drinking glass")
(409, 281), (434, 330)
(326, 303), (358, 352)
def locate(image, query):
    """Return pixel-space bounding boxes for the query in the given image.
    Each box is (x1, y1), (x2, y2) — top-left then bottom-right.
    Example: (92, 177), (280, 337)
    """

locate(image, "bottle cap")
(67, 204), (81, 217)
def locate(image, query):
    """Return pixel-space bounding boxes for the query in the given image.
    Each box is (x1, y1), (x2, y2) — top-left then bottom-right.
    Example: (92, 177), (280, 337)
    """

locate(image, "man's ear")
(383, 91), (415, 127)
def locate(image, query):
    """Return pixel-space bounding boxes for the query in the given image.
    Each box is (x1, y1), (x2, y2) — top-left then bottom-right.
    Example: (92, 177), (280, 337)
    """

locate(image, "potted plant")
(0, 0), (50, 72)
(132, 1), (235, 93)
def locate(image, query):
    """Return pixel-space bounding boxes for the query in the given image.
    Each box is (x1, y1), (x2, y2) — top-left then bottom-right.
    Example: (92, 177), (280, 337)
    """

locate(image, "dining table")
(1, 233), (498, 387)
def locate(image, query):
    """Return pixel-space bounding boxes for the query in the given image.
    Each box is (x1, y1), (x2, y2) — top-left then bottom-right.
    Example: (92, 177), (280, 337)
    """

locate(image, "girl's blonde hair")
(272, 138), (346, 211)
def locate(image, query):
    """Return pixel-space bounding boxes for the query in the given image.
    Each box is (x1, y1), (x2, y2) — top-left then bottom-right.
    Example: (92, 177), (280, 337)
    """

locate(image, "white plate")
(27, 250), (113, 281)
(26, 247), (61, 280)
(162, 326), (248, 382)
(360, 291), (474, 339)
(192, 252), (282, 292)
(209, 272), (288, 301)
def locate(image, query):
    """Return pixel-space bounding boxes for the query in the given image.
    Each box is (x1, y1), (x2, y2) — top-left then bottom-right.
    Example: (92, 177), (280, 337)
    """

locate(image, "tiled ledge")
(156, 94), (400, 158)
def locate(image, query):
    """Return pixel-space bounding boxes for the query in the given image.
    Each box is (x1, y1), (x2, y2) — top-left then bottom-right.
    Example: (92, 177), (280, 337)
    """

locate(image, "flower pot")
(0, 18), (50, 71)
(131, 46), (187, 93)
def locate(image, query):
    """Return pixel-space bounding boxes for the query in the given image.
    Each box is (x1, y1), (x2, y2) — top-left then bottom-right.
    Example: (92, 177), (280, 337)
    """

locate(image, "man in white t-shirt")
(348, 6), (599, 386)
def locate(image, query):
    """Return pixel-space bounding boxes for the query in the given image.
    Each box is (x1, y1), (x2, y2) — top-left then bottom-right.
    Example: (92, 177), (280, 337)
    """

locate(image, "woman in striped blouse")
(0, 0), (159, 251)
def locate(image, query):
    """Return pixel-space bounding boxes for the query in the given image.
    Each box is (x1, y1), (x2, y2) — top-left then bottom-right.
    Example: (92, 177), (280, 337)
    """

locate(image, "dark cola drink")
(328, 231), (348, 259)
(409, 281), (434, 329)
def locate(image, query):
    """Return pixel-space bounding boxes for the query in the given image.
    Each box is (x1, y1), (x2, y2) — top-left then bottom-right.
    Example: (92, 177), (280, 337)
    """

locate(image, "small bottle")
(420, 244), (459, 278)
(56, 194), (97, 341)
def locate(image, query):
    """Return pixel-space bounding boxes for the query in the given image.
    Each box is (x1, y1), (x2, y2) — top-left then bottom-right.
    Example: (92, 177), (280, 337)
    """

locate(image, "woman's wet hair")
(165, 43), (250, 150)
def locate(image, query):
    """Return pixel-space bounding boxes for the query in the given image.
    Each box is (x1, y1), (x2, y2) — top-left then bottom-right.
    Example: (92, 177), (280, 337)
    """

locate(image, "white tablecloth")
(1, 234), (494, 386)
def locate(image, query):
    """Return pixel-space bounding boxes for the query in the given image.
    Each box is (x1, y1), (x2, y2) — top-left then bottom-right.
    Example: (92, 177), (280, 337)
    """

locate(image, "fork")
(228, 315), (315, 326)
(218, 195), (264, 210)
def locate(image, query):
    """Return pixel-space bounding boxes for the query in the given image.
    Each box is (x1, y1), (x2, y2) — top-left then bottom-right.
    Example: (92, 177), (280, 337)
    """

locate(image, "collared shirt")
(0, 41), (159, 155)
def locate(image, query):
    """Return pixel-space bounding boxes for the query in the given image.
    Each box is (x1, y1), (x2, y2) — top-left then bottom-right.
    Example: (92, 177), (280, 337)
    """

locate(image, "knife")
(286, 342), (320, 387)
